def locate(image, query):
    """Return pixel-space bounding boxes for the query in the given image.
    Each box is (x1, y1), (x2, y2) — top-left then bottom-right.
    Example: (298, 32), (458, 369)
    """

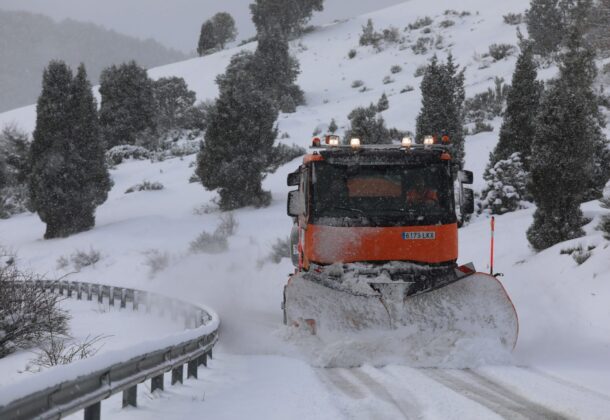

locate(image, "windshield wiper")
(329, 206), (365, 215)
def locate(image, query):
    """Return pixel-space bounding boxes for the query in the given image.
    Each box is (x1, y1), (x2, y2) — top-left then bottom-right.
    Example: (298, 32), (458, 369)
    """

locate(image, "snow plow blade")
(284, 268), (518, 352)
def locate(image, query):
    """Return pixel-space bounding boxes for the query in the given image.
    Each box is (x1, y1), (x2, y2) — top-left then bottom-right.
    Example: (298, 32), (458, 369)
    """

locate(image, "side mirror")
(287, 171), (300, 187)
(459, 170), (474, 185)
(287, 190), (305, 217)
(462, 188), (474, 214)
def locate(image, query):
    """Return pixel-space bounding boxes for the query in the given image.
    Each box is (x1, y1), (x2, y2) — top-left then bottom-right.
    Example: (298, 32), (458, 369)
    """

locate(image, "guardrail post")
(151, 374), (164, 392)
(122, 385), (137, 408)
(199, 353), (207, 367)
(171, 365), (183, 385)
(208, 348), (213, 360)
(87, 284), (93, 301)
(76, 283), (83, 300)
(187, 360), (198, 379)
(132, 290), (139, 311)
(83, 402), (101, 420)
(120, 289), (127, 309)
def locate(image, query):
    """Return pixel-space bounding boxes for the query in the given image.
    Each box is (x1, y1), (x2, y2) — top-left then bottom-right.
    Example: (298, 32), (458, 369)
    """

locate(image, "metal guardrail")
(0, 280), (220, 420)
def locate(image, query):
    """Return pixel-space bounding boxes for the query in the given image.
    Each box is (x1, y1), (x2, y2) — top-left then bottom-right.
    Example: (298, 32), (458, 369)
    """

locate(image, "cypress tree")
(527, 19), (606, 250)
(30, 62), (110, 239)
(487, 41), (543, 170)
(197, 20), (217, 56)
(415, 55), (466, 167)
(99, 61), (156, 148)
(377, 93), (389, 112)
(196, 52), (279, 210)
(526, 0), (565, 56)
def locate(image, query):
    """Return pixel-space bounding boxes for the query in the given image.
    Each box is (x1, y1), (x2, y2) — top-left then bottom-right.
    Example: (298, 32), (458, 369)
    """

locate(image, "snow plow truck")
(283, 135), (518, 352)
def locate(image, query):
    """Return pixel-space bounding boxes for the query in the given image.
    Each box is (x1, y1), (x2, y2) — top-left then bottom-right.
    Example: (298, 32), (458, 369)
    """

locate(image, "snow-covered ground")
(2, 0), (610, 418)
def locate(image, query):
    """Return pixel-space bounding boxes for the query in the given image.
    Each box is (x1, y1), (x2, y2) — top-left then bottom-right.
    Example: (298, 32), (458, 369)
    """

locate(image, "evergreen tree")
(196, 52), (279, 210)
(250, 0), (324, 38)
(0, 125), (31, 218)
(480, 153), (527, 215)
(377, 92), (389, 112)
(415, 55), (466, 167)
(197, 20), (217, 56)
(152, 77), (197, 132)
(211, 13), (237, 48)
(345, 104), (390, 144)
(487, 41), (543, 171)
(251, 28), (304, 111)
(526, 0), (565, 56)
(197, 12), (238, 56)
(99, 61), (156, 148)
(600, 195), (610, 240)
(30, 62), (110, 239)
(328, 118), (338, 133)
(359, 19), (381, 47)
(527, 20), (606, 250)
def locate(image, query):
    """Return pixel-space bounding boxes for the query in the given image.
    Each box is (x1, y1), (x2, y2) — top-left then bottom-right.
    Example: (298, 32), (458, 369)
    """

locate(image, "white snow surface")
(2, 0), (610, 418)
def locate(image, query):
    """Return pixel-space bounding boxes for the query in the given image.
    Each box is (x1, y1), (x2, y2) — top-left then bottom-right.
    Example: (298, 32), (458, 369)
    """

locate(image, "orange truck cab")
(287, 141), (474, 288)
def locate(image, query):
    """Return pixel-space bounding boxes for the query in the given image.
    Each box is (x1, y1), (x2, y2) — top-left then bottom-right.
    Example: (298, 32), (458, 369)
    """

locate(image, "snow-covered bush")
(414, 65), (426, 77)
(377, 93), (389, 111)
(488, 43), (516, 61)
(106, 145), (150, 166)
(480, 153), (527, 215)
(359, 19), (382, 47)
(125, 181), (164, 194)
(561, 244), (595, 265)
(0, 265), (69, 357)
(439, 19), (455, 28)
(407, 16), (433, 30)
(390, 65), (402, 74)
(471, 121), (494, 134)
(382, 75), (395, 85)
(400, 85), (415, 93)
(347, 49), (357, 59)
(411, 37), (433, 54)
(351, 80), (364, 88)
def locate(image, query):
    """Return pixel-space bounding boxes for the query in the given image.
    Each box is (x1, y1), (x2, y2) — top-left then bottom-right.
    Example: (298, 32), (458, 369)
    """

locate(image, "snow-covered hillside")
(1, 0), (610, 418)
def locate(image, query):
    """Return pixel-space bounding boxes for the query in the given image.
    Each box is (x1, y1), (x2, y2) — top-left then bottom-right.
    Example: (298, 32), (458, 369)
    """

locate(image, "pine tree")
(196, 52), (279, 210)
(415, 55), (466, 167)
(527, 19), (606, 250)
(487, 41), (543, 170)
(99, 61), (156, 148)
(481, 153), (527, 215)
(377, 92), (389, 112)
(197, 20), (217, 56)
(30, 62), (110, 239)
(526, 0), (565, 56)
(345, 104), (390, 144)
(152, 77), (197, 132)
(0, 125), (31, 218)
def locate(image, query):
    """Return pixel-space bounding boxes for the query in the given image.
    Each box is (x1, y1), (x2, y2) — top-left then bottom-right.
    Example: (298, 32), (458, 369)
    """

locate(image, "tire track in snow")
(422, 368), (571, 420)
(348, 368), (421, 419)
(520, 367), (610, 403)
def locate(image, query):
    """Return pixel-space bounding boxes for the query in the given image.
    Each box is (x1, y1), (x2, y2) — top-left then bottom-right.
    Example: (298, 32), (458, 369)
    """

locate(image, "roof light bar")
(423, 135), (435, 146)
(350, 138), (361, 148)
(401, 136), (413, 148)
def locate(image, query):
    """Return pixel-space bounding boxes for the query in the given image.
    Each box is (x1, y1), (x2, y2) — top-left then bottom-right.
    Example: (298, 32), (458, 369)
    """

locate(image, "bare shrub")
(351, 80), (364, 88)
(439, 19), (455, 28)
(382, 75), (395, 85)
(390, 65), (402, 74)
(190, 213), (238, 254)
(125, 180), (164, 194)
(400, 85), (415, 93)
(414, 65), (427, 77)
(29, 334), (107, 369)
(347, 49), (357, 59)
(144, 249), (170, 277)
(0, 266), (70, 357)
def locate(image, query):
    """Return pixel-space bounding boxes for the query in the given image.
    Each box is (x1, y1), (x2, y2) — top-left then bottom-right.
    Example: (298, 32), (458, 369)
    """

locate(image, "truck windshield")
(311, 162), (455, 225)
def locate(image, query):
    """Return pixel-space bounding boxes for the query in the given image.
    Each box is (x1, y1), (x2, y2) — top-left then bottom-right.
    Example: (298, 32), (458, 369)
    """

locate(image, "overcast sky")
(0, 0), (406, 53)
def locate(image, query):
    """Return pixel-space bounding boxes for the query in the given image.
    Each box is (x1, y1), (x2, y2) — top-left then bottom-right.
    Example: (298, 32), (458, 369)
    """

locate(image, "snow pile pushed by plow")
(282, 271), (518, 368)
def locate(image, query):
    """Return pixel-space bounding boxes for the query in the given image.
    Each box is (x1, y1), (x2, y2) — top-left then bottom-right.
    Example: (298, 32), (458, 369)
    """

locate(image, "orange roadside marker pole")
(490, 216), (495, 275)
